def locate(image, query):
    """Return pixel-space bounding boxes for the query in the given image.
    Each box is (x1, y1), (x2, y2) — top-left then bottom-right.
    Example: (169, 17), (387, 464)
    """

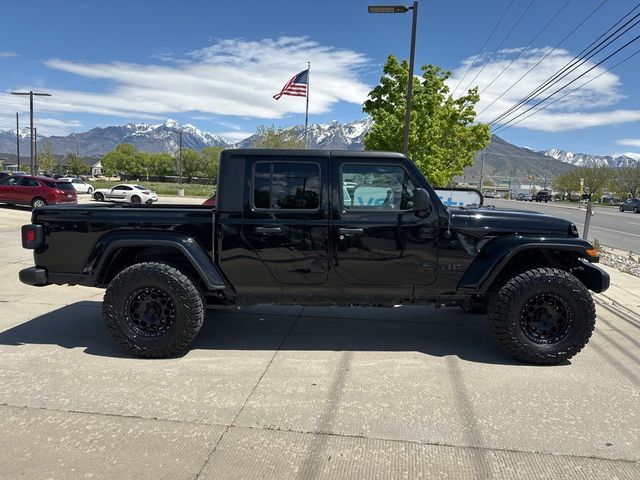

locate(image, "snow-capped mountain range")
(1, 118), (638, 172)
(543, 148), (640, 168)
(0, 118), (372, 157)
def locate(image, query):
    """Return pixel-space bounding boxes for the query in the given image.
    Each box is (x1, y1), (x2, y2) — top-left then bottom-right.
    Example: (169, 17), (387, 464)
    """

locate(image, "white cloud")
(0, 37), (370, 122)
(0, 51), (19, 58)
(0, 114), (82, 136)
(217, 131), (254, 142)
(449, 47), (636, 132)
(616, 138), (640, 148)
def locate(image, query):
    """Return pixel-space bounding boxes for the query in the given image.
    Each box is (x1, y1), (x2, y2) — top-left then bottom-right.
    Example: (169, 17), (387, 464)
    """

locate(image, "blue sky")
(1, 0), (640, 155)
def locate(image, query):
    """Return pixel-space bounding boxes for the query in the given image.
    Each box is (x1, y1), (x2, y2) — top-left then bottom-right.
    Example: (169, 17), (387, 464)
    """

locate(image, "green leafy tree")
(614, 161), (640, 198)
(66, 152), (88, 176)
(580, 165), (612, 199)
(149, 152), (175, 180)
(179, 148), (203, 183)
(363, 55), (490, 186)
(252, 125), (304, 149)
(38, 141), (56, 174)
(201, 146), (224, 182)
(102, 144), (139, 177)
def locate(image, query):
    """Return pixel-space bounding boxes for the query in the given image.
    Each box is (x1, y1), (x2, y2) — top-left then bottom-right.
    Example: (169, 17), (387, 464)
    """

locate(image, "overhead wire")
(478, 0), (571, 96)
(461, 0), (537, 95)
(451, 0), (516, 96)
(477, 0), (608, 117)
(490, 1), (640, 125)
(492, 46), (640, 134)
(492, 33), (640, 133)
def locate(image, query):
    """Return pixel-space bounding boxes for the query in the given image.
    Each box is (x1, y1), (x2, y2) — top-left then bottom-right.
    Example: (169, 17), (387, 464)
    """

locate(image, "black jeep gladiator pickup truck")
(19, 149), (609, 364)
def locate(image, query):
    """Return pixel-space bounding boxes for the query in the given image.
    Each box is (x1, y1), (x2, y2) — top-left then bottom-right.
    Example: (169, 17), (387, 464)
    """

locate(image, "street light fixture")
(11, 90), (51, 175)
(368, 1), (418, 156)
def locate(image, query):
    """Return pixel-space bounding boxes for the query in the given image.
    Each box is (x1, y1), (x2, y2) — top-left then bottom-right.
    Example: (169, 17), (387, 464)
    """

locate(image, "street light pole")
(11, 90), (51, 175)
(34, 127), (37, 169)
(15, 112), (20, 171)
(368, 2), (419, 156)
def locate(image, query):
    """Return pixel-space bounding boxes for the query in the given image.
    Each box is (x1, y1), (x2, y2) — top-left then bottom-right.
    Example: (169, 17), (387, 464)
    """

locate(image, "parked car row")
(0, 175), (77, 207)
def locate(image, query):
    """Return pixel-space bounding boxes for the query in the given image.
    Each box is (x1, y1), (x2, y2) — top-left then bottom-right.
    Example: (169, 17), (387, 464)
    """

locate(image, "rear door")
(17, 177), (41, 204)
(241, 158), (329, 285)
(0, 177), (20, 203)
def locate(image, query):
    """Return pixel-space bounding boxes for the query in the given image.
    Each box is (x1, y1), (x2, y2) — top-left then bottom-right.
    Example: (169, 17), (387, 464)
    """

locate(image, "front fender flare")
(457, 236), (598, 294)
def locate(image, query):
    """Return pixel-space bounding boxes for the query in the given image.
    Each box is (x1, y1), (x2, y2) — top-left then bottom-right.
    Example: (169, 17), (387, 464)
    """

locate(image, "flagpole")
(304, 61), (310, 149)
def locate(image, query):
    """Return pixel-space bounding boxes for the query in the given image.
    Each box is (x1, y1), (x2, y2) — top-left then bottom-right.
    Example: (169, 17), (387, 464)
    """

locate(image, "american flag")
(273, 69), (308, 100)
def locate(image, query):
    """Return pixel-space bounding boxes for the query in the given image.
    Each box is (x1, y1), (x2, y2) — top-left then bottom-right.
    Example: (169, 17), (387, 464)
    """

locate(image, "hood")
(448, 206), (578, 238)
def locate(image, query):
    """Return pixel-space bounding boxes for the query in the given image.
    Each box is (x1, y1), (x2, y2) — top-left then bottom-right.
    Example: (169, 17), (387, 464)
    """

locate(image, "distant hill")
(461, 135), (575, 184)
(4, 119), (637, 183)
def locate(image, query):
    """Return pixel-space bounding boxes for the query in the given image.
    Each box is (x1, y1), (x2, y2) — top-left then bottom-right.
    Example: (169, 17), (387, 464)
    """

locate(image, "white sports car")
(61, 177), (94, 194)
(93, 184), (158, 204)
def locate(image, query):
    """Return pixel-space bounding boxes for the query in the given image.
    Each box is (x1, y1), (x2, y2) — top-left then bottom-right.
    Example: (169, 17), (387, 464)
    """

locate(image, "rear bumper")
(19, 266), (50, 286)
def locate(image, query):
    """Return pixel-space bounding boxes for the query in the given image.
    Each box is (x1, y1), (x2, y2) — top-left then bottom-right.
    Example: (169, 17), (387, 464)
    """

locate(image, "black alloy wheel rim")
(126, 287), (176, 337)
(520, 293), (573, 344)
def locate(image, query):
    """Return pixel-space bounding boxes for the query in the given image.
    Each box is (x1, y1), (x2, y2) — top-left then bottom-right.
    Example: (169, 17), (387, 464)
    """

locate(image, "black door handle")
(338, 227), (364, 235)
(255, 226), (283, 234)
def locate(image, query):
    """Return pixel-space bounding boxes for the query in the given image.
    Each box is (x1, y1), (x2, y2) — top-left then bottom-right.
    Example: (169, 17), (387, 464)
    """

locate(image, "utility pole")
(178, 130), (184, 196)
(34, 127), (37, 171)
(11, 90), (51, 175)
(479, 149), (486, 192)
(15, 112), (20, 171)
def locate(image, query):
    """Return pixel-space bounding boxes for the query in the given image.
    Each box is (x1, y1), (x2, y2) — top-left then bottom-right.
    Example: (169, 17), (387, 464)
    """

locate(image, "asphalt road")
(488, 198), (640, 252)
(0, 204), (639, 479)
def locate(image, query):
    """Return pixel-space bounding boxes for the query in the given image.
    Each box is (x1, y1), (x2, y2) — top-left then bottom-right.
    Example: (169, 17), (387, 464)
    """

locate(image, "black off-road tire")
(103, 262), (205, 358)
(487, 267), (595, 365)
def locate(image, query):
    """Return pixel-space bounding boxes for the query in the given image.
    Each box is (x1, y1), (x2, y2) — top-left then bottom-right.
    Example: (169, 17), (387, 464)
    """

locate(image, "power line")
(477, 0), (608, 117)
(490, 1), (640, 125)
(479, 0), (571, 96)
(461, 0), (537, 95)
(492, 46), (640, 133)
(451, 0), (516, 97)
(493, 32), (640, 133)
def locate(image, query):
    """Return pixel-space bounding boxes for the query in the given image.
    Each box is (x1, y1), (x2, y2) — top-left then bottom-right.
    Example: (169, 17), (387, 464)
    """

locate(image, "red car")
(202, 193), (216, 206)
(0, 175), (77, 208)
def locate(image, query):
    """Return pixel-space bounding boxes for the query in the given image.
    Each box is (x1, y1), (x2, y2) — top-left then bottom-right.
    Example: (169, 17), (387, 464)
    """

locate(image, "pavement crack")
(194, 307), (303, 479)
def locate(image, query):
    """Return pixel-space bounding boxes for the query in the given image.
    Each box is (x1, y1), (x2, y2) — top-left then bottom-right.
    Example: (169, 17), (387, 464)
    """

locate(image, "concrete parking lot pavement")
(0, 205), (638, 479)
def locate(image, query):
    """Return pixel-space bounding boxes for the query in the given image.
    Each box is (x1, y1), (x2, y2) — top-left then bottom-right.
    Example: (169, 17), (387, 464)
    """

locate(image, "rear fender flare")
(85, 231), (226, 291)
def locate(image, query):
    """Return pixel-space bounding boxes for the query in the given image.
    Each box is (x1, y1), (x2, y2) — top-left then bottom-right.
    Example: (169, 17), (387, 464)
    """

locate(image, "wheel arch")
(458, 236), (601, 294)
(88, 232), (227, 292)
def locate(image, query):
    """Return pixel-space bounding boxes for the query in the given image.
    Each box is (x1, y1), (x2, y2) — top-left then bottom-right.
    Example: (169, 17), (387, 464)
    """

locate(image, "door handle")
(255, 226), (283, 234)
(338, 227), (364, 235)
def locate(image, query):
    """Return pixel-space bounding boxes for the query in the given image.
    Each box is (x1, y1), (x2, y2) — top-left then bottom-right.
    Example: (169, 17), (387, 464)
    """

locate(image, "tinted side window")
(253, 162), (320, 210)
(18, 178), (40, 187)
(341, 164), (415, 211)
(1, 178), (19, 186)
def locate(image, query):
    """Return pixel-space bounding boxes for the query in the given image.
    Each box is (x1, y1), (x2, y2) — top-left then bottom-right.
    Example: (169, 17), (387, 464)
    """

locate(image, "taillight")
(22, 224), (44, 249)
(142, 191), (150, 195)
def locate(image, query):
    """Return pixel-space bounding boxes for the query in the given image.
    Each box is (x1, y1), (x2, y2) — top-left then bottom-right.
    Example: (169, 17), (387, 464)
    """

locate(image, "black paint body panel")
(21, 150), (609, 304)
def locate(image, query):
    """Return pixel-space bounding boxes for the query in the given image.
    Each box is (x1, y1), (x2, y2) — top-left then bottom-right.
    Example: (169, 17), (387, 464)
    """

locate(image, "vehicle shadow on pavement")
(0, 301), (530, 365)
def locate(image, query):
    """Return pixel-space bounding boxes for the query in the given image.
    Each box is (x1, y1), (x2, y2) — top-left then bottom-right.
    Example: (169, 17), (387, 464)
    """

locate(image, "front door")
(241, 158), (329, 286)
(331, 160), (438, 293)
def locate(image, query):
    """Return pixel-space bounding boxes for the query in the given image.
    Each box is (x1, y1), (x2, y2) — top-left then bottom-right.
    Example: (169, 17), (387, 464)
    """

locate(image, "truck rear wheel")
(103, 262), (205, 358)
(487, 267), (595, 365)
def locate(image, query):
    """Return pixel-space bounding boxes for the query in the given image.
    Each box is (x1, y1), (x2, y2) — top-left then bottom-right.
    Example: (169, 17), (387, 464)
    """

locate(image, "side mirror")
(413, 188), (431, 216)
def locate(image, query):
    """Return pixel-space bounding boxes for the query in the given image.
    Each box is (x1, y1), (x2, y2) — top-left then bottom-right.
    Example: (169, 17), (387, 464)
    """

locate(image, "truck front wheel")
(103, 262), (205, 358)
(487, 267), (595, 365)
